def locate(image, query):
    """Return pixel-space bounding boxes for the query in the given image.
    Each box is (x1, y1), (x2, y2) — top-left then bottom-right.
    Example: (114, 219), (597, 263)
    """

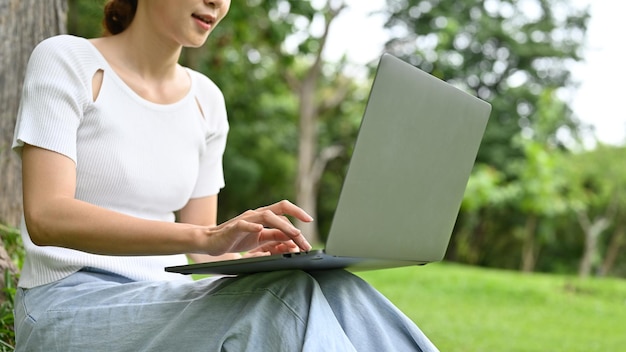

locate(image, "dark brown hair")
(103, 0), (138, 35)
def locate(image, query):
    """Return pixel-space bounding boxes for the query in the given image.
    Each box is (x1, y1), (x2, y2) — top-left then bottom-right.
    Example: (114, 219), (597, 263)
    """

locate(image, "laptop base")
(165, 250), (423, 276)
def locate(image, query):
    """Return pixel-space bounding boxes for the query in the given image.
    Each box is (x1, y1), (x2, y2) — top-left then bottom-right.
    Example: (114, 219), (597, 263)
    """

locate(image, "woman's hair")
(103, 0), (138, 35)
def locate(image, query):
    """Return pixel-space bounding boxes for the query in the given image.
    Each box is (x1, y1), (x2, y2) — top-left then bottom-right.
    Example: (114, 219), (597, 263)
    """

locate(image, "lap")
(15, 269), (355, 352)
(15, 268), (436, 352)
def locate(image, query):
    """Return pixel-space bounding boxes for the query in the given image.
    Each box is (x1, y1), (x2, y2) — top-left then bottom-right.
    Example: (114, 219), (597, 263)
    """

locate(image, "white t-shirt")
(12, 35), (229, 288)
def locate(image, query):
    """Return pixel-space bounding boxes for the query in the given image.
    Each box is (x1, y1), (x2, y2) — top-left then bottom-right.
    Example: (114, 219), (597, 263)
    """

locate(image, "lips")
(192, 13), (215, 26)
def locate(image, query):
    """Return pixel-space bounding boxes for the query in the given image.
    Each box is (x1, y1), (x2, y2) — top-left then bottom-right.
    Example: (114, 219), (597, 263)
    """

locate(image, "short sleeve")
(189, 71), (230, 198)
(12, 36), (93, 163)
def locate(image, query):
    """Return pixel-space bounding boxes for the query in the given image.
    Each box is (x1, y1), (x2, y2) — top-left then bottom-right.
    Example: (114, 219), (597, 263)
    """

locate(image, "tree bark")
(599, 224), (624, 277)
(520, 215), (538, 272)
(0, 0), (68, 227)
(295, 66), (321, 242)
(293, 2), (346, 244)
(576, 210), (611, 278)
(0, 0), (68, 304)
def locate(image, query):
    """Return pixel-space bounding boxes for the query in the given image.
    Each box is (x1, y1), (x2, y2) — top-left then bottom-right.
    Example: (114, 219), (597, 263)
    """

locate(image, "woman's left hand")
(244, 241), (302, 257)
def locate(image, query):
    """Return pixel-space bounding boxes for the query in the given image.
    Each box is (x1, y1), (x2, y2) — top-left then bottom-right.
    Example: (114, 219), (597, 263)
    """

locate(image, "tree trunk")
(576, 210), (611, 278)
(578, 230), (598, 278)
(0, 0), (68, 227)
(0, 0), (68, 305)
(292, 2), (346, 245)
(599, 224), (624, 277)
(295, 75), (321, 243)
(520, 215), (538, 272)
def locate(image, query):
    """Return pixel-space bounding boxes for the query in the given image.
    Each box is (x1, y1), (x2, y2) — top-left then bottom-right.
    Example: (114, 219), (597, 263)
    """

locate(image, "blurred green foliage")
(60, 0), (626, 278)
(384, 0), (589, 170)
(0, 224), (21, 351)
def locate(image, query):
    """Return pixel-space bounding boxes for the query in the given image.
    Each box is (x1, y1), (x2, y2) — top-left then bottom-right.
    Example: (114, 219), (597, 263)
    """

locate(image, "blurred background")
(2, 0), (625, 350)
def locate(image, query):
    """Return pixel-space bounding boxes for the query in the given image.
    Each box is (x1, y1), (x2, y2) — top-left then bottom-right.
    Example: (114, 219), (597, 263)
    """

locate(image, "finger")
(277, 214), (293, 226)
(261, 214), (295, 228)
(258, 228), (311, 252)
(258, 200), (314, 223)
(242, 250), (272, 258)
(242, 211), (311, 251)
(278, 242), (300, 253)
(222, 219), (264, 235)
(256, 228), (293, 243)
(252, 241), (299, 255)
(260, 240), (298, 252)
(232, 210), (295, 235)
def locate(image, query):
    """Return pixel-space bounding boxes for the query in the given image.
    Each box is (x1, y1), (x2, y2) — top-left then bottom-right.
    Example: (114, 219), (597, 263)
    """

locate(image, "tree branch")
(306, 1), (347, 82)
(319, 82), (351, 115)
(310, 145), (344, 188)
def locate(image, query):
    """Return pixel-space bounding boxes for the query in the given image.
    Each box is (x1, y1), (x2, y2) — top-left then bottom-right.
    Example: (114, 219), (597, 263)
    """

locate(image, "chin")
(185, 35), (211, 48)
(185, 42), (206, 49)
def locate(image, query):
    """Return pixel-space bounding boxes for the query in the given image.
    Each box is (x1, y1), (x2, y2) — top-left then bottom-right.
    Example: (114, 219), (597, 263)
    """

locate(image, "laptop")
(166, 53), (491, 276)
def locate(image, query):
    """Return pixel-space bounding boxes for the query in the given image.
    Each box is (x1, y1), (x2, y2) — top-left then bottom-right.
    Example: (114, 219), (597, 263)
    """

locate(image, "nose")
(204, 0), (223, 8)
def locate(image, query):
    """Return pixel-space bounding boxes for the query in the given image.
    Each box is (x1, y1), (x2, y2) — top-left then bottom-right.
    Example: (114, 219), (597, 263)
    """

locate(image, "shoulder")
(31, 34), (93, 59)
(34, 34), (89, 48)
(186, 68), (225, 103)
(185, 68), (229, 131)
(23, 35), (101, 107)
(28, 35), (101, 76)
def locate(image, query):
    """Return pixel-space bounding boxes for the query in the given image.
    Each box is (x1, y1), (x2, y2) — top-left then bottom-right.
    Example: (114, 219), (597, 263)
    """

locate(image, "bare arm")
(22, 144), (312, 257)
(22, 144), (199, 255)
(178, 196), (241, 263)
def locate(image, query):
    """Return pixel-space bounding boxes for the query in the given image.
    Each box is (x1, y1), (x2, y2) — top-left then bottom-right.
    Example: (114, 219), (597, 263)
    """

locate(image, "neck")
(111, 16), (182, 81)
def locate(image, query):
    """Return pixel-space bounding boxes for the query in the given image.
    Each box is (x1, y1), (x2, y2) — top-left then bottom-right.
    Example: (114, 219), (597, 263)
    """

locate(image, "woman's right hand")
(195, 200), (313, 256)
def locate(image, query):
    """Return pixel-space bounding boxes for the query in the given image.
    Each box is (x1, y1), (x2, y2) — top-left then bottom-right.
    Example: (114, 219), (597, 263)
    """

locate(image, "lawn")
(358, 263), (626, 352)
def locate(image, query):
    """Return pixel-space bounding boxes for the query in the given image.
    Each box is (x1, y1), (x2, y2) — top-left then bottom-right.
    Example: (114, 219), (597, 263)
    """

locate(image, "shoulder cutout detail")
(92, 69), (104, 102)
(194, 96), (206, 120)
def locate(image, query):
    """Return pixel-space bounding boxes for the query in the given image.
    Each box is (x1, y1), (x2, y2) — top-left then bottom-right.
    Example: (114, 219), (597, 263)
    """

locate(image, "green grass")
(358, 263), (626, 352)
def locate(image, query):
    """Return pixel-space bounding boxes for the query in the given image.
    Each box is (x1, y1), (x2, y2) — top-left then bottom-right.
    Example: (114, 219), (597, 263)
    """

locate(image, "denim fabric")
(14, 269), (438, 351)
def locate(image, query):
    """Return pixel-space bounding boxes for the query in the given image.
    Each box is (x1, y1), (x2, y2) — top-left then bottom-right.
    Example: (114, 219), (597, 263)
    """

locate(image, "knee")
(262, 270), (320, 298)
(309, 269), (366, 287)
(226, 270), (320, 300)
(234, 271), (323, 321)
(308, 270), (378, 300)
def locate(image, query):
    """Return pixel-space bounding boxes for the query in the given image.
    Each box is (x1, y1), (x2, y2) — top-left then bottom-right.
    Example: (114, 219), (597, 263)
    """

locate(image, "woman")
(12, 0), (438, 350)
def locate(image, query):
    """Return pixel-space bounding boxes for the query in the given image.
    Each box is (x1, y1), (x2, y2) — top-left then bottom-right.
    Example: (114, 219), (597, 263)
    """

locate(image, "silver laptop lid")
(325, 53), (491, 262)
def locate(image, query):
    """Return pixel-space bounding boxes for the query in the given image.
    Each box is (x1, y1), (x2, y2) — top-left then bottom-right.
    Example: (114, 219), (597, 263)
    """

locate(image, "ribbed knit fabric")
(12, 35), (229, 288)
